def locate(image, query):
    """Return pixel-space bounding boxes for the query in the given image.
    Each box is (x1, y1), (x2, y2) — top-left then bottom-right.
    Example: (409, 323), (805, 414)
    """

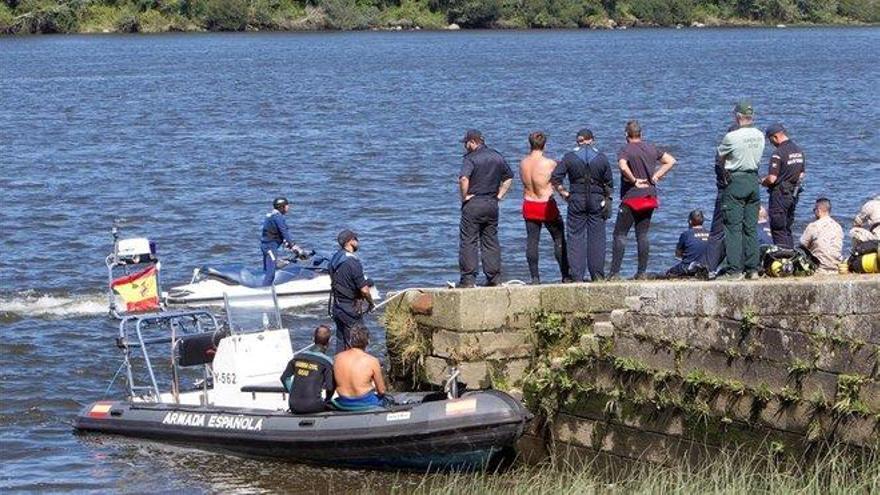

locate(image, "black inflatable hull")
(74, 391), (530, 471)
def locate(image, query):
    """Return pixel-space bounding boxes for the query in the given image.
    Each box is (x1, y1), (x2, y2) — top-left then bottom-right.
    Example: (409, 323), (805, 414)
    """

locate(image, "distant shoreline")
(2, 22), (877, 36)
(2, 0), (877, 36)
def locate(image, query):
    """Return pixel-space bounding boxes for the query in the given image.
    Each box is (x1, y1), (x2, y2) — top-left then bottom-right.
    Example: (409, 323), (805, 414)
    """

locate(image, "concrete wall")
(383, 276), (880, 463)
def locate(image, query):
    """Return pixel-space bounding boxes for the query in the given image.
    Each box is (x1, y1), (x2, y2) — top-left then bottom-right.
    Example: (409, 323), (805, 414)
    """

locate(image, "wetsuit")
(260, 210), (296, 286)
(329, 249), (369, 354)
(610, 142), (664, 278)
(767, 139), (805, 248)
(522, 196), (569, 283)
(459, 144), (514, 287)
(280, 350), (334, 414)
(551, 145), (613, 281)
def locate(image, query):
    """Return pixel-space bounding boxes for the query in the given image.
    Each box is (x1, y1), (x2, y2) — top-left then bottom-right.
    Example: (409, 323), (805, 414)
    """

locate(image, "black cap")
(337, 229), (358, 247)
(577, 128), (594, 140)
(765, 123), (786, 138)
(273, 197), (289, 210)
(461, 129), (483, 143)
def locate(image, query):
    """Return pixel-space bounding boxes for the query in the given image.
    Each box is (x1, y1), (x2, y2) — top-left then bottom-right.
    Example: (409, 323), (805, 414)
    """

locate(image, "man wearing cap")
(717, 101), (765, 280)
(458, 129), (514, 288)
(329, 229), (374, 353)
(261, 197), (303, 286)
(762, 123), (805, 249)
(551, 128), (614, 282)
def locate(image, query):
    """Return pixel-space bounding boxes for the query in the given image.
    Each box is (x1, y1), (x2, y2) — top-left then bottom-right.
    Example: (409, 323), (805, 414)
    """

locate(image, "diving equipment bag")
(761, 245), (816, 277)
(848, 240), (879, 274)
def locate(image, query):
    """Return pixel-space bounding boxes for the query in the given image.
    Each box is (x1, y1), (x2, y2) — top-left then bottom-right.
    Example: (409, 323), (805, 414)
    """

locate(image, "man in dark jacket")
(329, 229), (374, 353)
(551, 128), (614, 281)
(260, 197), (305, 286)
(280, 325), (335, 414)
(458, 129), (514, 288)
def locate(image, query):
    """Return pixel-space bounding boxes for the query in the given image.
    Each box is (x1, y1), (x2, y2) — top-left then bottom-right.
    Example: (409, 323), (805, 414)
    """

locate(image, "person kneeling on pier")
(666, 210), (709, 278)
(331, 325), (388, 411)
(280, 325), (335, 414)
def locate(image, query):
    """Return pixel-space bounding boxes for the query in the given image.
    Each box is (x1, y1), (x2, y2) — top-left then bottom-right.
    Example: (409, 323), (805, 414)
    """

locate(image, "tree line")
(1, 0), (877, 34)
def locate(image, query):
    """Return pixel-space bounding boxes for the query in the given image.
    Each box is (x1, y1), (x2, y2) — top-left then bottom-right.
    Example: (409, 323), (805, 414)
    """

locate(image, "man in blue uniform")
(667, 210), (710, 277)
(458, 129), (514, 288)
(551, 129), (614, 282)
(261, 197), (303, 286)
(280, 325), (335, 414)
(762, 123), (805, 248)
(329, 229), (374, 354)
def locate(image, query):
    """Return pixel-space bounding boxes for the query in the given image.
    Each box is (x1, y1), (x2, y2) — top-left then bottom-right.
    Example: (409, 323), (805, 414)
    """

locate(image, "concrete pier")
(382, 276), (880, 463)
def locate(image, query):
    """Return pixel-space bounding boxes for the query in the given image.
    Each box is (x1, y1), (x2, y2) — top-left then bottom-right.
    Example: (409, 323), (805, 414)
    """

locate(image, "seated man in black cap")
(329, 229), (374, 354)
(280, 325), (335, 414)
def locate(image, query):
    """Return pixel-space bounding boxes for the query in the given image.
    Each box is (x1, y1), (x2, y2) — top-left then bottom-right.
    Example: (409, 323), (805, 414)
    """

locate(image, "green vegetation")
(2, 0), (877, 34)
(381, 294), (431, 387)
(368, 448), (880, 494)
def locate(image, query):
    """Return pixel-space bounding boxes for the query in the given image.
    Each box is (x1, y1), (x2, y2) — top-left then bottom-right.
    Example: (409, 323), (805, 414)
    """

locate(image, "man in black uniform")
(280, 325), (335, 414)
(458, 129), (514, 288)
(551, 129), (614, 281)
(703, 124), (738, 277)
(762, 123), (805, 248)
(329, 230), (374, 354)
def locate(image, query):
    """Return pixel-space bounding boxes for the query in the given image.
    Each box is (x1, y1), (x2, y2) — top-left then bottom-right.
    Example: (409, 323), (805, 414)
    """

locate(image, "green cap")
(734, 100), (754, 116)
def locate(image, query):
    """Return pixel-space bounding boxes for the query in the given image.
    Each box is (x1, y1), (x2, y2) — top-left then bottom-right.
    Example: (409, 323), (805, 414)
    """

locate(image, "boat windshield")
(223, 288), (283, 333)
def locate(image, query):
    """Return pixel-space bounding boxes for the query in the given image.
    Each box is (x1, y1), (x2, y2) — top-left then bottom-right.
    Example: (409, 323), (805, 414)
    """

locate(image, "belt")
(729, 170), (758, 176)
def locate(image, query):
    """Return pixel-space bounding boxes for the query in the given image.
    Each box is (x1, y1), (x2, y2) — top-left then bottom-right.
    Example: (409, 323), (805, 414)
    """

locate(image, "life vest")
(329, 249), (359, 301)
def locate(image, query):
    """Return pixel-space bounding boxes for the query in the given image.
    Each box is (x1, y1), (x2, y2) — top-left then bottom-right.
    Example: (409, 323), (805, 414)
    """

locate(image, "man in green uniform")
(717, 101), (765, 279)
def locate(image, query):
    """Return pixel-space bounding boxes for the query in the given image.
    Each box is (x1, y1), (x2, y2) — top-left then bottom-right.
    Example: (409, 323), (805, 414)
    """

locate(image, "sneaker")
(561, 277), (574, 284)
(746, 271), (761, 280)
(606, 274), (622, 282)
(530, 277), (541, 285)
(716, 273), (744, 281)
(631, 272), (649, 281)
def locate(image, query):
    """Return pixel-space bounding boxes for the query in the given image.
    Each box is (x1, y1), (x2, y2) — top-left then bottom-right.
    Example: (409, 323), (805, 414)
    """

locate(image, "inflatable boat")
(75, 291), (530, 470)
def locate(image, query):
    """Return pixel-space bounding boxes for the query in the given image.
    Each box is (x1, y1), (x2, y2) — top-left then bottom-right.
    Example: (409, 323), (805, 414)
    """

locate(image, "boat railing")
(117, 309), (221, 404)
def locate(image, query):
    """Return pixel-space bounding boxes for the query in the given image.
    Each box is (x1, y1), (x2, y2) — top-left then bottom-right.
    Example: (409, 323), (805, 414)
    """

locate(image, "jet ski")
(163, 253), (335, 309)
(74, 291), (531, 471)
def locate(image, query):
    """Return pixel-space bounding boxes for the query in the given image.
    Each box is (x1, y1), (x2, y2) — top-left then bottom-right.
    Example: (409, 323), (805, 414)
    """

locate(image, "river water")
(1, 28), (878, 493)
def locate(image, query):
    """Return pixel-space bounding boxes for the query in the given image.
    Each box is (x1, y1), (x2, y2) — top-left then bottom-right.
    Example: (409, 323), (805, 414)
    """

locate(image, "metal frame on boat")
(76, 289), (531, 470)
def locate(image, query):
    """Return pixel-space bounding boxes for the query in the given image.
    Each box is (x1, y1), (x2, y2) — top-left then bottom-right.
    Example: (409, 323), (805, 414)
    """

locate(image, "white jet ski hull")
(163, 276), (332, 309)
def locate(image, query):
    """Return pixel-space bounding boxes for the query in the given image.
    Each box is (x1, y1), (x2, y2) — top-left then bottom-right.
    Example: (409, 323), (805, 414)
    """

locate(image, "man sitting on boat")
(331, 325), (388, 411)
(280, 325), (335, 414)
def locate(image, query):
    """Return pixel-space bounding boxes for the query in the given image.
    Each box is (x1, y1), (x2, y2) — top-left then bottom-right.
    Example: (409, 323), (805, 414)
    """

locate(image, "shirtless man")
(520, 131), (570, 284)
(331, 324), (387, 411)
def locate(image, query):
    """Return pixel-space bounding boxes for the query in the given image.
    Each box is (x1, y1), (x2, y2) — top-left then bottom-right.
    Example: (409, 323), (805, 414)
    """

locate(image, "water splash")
(0, 292), (107, 320)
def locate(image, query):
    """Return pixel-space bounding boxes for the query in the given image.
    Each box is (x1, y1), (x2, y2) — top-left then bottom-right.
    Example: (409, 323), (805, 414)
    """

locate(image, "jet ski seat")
(175, 332), (217, 367)
(200, 264), (316, 288)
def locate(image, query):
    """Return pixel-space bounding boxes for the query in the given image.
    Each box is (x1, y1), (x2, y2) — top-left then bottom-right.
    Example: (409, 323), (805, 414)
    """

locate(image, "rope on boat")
(102, 361), (126, 399)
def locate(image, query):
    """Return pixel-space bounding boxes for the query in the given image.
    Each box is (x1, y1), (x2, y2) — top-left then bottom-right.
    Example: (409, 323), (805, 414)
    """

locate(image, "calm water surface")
(1, 28), (878, 493)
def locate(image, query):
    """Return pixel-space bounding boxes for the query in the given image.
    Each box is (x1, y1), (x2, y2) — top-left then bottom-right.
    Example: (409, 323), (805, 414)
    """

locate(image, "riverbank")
(379, 448), (880, 493)
(2, 0), (877, 35)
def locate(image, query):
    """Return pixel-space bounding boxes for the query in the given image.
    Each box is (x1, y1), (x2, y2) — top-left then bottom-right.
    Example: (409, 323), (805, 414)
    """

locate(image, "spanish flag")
(111, 265), (159, 313)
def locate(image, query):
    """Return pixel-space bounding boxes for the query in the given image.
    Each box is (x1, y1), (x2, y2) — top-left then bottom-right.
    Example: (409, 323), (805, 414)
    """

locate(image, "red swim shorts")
(522, 198), (560, 222)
